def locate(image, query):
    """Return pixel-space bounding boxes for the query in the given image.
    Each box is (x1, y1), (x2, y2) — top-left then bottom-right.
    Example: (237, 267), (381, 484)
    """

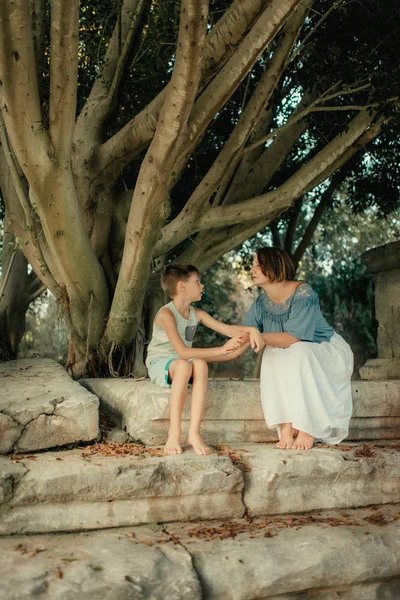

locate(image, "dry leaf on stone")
(61, 558), (78, 563)
(55, 568), (63, 579)
(354, 445), (376, 458)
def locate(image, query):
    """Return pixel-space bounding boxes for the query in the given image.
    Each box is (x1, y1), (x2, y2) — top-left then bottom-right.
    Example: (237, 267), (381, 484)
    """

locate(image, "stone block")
(81, 378), (400, 444)
(0, 525), (201, 600)
(239, 443), (400, 517)
(0, 448), (244, 535)
(1, 505), (399, 600)
(164, 504), (400, 600)
(0, 359), (99, 453)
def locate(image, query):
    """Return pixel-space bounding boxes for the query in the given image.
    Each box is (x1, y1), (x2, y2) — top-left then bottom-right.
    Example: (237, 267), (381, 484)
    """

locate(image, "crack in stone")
(9, 401), (63, 452)
(2, 462), (29, 504)
(160, 523), (210, 600)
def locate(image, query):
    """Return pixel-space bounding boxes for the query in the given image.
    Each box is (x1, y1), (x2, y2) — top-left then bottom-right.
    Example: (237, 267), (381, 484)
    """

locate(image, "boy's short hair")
(161, 264), (200, 297)
(256, 247), (295, 282)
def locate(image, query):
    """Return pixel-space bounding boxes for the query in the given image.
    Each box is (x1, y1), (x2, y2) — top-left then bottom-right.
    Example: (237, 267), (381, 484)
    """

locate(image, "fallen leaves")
(215, 445), (251, 472)
(15, 544), (45, 557)
(81, 442), (165, 459)
(185, 508), (396, 542)
(354, 445), (376, 458)
(10, 454), (37, 463)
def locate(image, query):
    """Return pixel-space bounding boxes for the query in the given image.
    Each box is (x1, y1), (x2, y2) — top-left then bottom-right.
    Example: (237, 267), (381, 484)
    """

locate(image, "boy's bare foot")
(276, 423), (294, 449)
(164, 435), (183, 455)
(292, 427), (299, 438)
(292, 431), (314, 450)
(187, 432), (212, 456)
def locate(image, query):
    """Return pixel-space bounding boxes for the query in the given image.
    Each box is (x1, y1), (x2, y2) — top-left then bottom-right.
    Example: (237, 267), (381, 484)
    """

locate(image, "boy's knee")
(174, 359), (193, 379)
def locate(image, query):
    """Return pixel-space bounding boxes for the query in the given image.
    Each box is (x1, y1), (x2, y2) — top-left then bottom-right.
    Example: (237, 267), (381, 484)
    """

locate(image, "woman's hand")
(222, 335), (244, 354)
(249, 327), (265, 352)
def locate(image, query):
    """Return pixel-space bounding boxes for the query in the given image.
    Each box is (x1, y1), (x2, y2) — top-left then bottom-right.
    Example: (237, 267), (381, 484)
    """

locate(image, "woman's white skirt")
(260, 333), (354, 444)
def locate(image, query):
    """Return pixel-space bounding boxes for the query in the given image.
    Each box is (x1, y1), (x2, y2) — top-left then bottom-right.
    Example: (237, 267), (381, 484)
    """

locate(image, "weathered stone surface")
(239, 443), (400, 517)
(1, 505), (398, 600)
(0, 448), (244, 535)
(0, 525), (202, 600)
(164, 504), (400, 600)
(81, 378), (400, 444)
(105, 427), (130, 443)
(269, 579), (400, 600)
(361, 241), (400, 379)
(360, 359), (400, 380)
(0, 359), (99, 453)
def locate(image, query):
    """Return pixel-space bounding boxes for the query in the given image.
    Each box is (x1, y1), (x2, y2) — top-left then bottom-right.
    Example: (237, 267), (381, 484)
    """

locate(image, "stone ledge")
(80, 378), (400, 444)
(0, 359), (99, 454)
(0, 504), (399, 600)
(0, 449), (244, 535)
(240, 443), (400, 517)
(1, 442), (399, 536)
(360, 359), (400, 380)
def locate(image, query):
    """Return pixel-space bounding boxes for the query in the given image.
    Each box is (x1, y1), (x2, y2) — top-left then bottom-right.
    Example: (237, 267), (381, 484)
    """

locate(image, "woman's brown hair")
(256, 247), (295, 282)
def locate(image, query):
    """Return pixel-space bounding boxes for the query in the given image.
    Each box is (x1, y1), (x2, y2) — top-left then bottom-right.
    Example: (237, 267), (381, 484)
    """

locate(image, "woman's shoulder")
(292, 283), (319, 303)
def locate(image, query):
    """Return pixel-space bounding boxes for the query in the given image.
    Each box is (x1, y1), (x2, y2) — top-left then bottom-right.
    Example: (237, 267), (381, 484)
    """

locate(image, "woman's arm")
(205, 342), (251, 363)
(195, 308), (264, 351)
(156, 308), (243, 360)
(263, 332), (299, 348)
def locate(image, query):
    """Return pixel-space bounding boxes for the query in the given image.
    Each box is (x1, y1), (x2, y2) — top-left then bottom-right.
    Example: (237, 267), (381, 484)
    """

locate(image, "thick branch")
(105, 0), (209, 346)
(198, 110), (376, 230)
(0, 113), (62, 295)
(156, 109), (377, 256)
(180, 1), (312, 216)
(96, 0), (276, 179)
(74, 0), (145, 147)
(171, 0), (304, 180)
(30, 0), (47, 72)
(0, 1), (50, 176)
(49, 0), (79, 155)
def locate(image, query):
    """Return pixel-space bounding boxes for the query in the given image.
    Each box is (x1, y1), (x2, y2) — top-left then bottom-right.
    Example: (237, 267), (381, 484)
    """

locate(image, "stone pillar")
(360, 240), (400, 380)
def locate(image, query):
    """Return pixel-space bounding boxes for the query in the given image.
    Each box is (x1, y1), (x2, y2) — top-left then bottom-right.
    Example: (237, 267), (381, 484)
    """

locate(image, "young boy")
(146, 264), (264, 456)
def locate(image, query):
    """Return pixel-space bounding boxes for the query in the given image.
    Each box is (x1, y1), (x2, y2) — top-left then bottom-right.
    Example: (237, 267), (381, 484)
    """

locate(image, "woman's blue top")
(244, 283), (334, 343)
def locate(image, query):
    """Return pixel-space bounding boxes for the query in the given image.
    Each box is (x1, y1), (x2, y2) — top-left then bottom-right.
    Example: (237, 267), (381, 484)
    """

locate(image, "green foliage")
(194, 257), (256, 378)
(18, 294), (68, 363)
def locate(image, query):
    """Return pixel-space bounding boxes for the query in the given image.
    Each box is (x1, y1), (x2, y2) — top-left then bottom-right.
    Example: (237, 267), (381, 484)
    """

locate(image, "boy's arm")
(195, 309), (264, 352)
(156, 308), (242, 360)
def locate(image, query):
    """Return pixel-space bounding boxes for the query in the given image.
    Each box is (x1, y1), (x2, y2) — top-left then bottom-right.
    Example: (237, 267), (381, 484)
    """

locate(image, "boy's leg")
(166, 359), (193, 455)
(186, 359), (212, 456)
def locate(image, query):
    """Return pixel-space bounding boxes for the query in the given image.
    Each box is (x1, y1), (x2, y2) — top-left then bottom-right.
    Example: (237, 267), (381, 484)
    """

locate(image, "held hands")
(222, 334), (245, 354)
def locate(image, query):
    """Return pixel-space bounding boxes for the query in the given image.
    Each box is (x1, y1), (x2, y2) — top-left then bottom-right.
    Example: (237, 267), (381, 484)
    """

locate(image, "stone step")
(1, 504), (399, 600)
(0, 359), (99, 454)
(0, 448), (243, 536)
(81, 378), (400, 444)
(1, 442), (399, 535)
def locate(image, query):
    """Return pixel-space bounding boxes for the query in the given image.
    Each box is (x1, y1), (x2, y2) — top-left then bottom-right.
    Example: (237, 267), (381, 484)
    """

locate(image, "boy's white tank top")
(146, 301), (198, 366)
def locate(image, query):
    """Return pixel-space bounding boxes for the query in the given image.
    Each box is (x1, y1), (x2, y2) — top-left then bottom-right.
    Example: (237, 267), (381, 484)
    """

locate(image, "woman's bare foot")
(292, 427), (299, 438)
(187, 432), (212, 456)
(164, 434), (183, 455)
(276, 423), (294, 449)
(291, 431), (314, 450)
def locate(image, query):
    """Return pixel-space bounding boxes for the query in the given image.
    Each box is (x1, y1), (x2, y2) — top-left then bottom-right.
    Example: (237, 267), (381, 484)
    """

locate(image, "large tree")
(0, 0), (398, 376)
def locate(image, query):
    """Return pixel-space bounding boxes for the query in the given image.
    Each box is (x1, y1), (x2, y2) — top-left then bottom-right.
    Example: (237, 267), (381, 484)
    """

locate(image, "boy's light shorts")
(147, 356), (194, 388)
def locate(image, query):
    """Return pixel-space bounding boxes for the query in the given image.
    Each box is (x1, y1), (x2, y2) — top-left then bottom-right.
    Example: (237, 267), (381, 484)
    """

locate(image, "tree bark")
(104, 0), (209, 348)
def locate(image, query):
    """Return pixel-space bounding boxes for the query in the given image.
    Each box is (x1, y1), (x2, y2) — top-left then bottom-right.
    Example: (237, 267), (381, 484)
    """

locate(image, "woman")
(245, 247), (353, 450)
